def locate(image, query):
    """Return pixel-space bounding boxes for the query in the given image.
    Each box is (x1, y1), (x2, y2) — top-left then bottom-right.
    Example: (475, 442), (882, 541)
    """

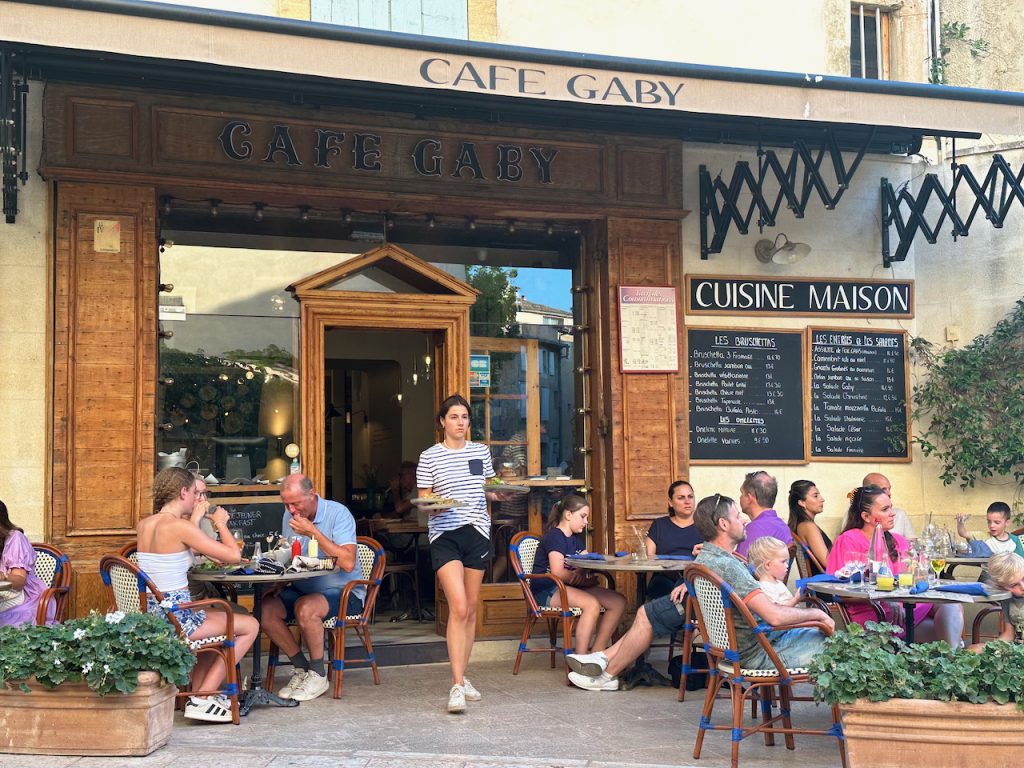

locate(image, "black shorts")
(430, 525), (492, 571)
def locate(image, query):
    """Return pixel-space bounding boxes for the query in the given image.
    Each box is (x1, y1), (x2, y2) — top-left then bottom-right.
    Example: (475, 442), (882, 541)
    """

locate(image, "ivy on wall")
(911, 300), (1024, 508)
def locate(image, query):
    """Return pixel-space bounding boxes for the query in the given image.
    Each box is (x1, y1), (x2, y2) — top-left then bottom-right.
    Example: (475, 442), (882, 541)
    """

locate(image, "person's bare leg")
(592, 588), (626, 651)
(915, 605), (964, 646)
(460, 567), (485, 672)
(550, 586), (601, 653)
(260, 596), (300, 657)
(294, 594), (329, 663)
(604, 605), (656, 677)
(189, 612), (259, 692)
(437, 560), (471, 685)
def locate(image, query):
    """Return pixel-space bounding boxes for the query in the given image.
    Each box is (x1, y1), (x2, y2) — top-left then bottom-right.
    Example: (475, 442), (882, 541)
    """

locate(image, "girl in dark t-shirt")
(530, 495), (625, 655)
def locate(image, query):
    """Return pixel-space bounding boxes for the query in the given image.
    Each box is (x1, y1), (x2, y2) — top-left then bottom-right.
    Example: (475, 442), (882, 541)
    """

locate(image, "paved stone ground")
(0, 659), (844, 768)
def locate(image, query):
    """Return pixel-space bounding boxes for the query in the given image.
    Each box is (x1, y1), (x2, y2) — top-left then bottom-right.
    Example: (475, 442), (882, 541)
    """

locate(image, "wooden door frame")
(296, 293), (475, 491)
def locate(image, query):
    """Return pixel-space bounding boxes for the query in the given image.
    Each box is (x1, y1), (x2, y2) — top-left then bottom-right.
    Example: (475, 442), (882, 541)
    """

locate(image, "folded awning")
(3, 0), (1023, 146)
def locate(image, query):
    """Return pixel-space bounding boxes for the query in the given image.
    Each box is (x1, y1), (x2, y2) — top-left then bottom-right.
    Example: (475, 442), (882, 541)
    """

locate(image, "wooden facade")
(39, 81), (689, 624)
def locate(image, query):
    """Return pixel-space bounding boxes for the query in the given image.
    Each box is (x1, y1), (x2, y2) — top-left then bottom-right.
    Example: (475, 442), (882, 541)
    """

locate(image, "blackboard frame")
(806, 326), (912, 463)
(686, 325), (808, 466)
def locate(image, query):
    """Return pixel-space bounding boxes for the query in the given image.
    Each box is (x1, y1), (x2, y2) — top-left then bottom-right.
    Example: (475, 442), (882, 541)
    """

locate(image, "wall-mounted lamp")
(754, 233), (811, 265)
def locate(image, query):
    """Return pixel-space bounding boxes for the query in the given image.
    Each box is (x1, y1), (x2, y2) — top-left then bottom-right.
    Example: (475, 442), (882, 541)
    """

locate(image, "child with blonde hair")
(968, 551), (1024, 651)
(748, 536), (802, 606)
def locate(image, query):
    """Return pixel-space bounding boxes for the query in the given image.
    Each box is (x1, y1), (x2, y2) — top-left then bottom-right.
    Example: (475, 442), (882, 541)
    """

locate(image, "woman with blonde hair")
(137, 467), (259, 723)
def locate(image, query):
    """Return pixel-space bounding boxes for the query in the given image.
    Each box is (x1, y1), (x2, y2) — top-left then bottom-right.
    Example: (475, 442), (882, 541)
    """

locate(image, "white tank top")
(136, 550), (192, 593)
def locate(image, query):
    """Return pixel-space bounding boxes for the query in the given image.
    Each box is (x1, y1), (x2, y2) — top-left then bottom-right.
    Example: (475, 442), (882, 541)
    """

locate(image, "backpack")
(669, 650), (709, 691)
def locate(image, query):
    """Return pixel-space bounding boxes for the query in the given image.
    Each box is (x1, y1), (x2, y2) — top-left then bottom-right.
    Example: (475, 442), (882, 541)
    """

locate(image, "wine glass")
(930, 555), (946, 584)
(232, 530), (245, 556)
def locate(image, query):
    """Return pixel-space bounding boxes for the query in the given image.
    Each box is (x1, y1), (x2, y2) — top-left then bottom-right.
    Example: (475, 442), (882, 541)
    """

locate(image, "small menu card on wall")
(618, 286), (679, 373)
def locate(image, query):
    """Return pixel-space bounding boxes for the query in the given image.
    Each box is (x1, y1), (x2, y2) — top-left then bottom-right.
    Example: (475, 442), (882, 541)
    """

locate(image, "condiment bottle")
(291, 536), (302, 559)
(308, 537), (319, 559)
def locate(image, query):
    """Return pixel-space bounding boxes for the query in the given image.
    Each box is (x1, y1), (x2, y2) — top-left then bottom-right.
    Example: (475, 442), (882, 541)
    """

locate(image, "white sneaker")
(568, 671), (619, 691)
(278, 669), (307, 700)
(290, 671), (330, 702)
(184, 695), (233, 723)
(566, 650), (609, 677)
(462, 678), (481, 701)
(447, 684), (466, 713)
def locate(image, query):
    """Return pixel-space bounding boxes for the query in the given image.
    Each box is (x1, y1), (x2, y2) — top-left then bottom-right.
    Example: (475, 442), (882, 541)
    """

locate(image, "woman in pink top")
(0, 500), (55, 627)
(826, 485), (963, 645)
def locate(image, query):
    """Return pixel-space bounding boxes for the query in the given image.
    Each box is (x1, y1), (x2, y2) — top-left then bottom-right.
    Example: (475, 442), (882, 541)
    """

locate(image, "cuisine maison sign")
(685, 275), (914, 318)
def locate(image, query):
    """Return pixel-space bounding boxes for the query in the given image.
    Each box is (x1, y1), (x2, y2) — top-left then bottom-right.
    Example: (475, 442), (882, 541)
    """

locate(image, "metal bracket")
(2, 48), (29, 224)
(699, 128), (874, 258)
(881, 151), (1024, 266)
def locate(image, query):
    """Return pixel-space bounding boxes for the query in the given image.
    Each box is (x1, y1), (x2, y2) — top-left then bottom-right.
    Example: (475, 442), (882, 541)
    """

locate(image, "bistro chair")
(507, 531), (611, 682)
(685, 563), (847, 768)
(98, 553), (241, 724)
(117, 541), (139, 564)
(971, 605), (1005, 644)
(31, 543), (73, 624)
(266, 536), (385, 698)
(366, 519), (420, 622)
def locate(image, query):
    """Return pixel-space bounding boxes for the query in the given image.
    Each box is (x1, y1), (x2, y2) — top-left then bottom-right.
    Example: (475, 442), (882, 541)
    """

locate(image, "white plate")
(411, 498), (469, 510)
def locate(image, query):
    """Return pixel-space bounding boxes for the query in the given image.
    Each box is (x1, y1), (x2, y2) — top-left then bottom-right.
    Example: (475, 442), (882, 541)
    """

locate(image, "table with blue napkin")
(572, 552), (608, 561)
(656, 555), (694, 561)
(795, 573), (851, 592)
(908, 581), (989, 597)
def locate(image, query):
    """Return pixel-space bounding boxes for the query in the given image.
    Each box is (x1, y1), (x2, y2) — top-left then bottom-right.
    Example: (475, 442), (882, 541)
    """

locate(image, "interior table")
(372, 519), (430, 621)
(807, 579), (1007, 644)
(565, 555), (693, 689)
(190, 567), (330, 715)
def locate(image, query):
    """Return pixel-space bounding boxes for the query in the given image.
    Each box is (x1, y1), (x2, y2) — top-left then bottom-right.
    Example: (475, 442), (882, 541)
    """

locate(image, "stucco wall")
(0, 82), (47, 539)
(941, 0), (1024, 92)
(493, 0), (844, 75)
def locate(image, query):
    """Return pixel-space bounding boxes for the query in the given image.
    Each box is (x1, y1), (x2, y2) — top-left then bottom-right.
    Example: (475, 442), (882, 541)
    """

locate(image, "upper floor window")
(311, 0), (468, 38)
(851, 4), (890, 80)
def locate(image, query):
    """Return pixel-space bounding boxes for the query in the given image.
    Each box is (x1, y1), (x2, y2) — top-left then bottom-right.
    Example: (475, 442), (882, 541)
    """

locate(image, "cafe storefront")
(3, 0), (1023, 631)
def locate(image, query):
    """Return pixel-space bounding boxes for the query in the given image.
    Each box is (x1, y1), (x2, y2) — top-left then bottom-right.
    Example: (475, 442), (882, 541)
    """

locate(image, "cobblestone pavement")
(0, 658), (843, 768)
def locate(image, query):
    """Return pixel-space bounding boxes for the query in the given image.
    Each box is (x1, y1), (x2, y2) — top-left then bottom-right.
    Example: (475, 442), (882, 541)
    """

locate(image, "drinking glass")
(930, 556), (946, 584)
(233, 530), (245, 556)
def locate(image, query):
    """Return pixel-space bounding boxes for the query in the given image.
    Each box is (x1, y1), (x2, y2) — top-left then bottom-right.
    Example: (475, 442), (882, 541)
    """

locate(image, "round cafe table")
(190, 567), (330, 715)
(565, 554), (693, 689)
(938, 555), (989, 579)
(807, 579), (1007, 644)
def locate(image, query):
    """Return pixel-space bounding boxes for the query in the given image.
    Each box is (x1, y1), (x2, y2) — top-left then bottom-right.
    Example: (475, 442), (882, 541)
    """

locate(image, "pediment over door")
(288, 243), (478, 300)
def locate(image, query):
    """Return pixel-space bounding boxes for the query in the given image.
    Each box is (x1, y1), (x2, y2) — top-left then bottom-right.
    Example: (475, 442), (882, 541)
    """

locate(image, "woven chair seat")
(189, 635), (228, 650)
(536, 605), (584, 617)
(322, 615), (365, 628)
(717, 661), (808, 678)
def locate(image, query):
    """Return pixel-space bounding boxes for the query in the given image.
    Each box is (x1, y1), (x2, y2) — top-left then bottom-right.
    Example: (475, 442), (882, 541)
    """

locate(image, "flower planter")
(842, 698), (1024, 768)
(0, 671), (176, 756)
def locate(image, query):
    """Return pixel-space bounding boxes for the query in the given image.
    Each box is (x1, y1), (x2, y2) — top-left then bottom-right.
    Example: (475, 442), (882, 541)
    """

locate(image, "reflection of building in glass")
(515, 298), (574, 473)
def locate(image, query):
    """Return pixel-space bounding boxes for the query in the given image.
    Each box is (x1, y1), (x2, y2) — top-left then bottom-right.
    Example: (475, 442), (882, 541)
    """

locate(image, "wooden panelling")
(603, 218), (686, 552)
(42, 83), (685, 218)
(68, 97), (138, 161)
(52, 181), (157, 616)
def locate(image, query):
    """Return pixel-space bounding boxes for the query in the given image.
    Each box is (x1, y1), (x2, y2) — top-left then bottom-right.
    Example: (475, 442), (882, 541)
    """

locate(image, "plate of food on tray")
(485, 477), (531, 494)
(411, 493), (469, 511)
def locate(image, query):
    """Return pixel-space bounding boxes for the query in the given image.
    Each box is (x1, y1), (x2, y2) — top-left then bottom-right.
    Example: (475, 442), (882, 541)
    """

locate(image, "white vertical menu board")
(618, 285), (679, 373)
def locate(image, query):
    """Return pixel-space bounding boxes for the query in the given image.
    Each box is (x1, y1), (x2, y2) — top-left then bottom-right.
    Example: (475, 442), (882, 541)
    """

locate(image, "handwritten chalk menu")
(808, 328), (910, 461)
(618, 286), (679, 372)
(217, 498), (285, 549)
(688, 328), (805, 463)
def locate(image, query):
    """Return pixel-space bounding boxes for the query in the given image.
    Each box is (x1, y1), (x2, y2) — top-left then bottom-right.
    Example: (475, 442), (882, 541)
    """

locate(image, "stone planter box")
(0, 671), (176, 756)
(842, 698), (1024, 768)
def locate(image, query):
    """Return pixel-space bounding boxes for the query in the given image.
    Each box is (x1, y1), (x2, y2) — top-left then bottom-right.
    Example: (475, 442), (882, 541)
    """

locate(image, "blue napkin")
(935, 583), (989, 597)
(968, 540), (994, 557)
(614, 551), (628, 557)
(656, 555), (694, 561)
(795, 573), (849, 591)
(228, 566), (255, 576)
(573, 553), (607, 561)
(908, 580), (931, 594)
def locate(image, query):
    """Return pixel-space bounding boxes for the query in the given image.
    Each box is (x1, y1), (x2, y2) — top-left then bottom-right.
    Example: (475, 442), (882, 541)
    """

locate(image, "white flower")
(53, 657), (61, 667)
(103, 664), (111, 673)
(73, 628), (87, 640)
(105, 611), (126, 624)
(51, 641), (59, 650)
(82, 662), (94, 674)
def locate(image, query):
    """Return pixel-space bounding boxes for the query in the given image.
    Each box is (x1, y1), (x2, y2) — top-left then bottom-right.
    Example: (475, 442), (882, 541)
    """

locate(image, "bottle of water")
(252, 540), (262, 560)
(868, 524), (885, 585)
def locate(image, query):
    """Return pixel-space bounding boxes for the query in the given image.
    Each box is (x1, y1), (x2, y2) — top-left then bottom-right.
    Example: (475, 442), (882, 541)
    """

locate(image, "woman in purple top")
(0, 499), (54, 627)
(531, 495), (625, 654)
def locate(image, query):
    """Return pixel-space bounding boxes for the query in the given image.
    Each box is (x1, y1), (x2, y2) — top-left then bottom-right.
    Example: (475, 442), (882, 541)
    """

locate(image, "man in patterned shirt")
(566, 493), (833, 691)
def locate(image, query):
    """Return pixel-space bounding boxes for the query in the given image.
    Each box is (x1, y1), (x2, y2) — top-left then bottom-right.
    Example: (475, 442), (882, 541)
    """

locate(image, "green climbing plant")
(911, 300), (1024, 515)
(929, 21), (990, 85)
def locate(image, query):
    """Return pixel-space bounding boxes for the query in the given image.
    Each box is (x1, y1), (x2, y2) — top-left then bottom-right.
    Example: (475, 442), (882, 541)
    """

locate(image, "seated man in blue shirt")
(261, 474), (364, 702)
(566, 492), (832, 691)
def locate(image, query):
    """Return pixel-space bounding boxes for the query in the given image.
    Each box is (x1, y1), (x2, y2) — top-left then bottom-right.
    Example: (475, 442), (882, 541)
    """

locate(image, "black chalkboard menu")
(688, 328), (806, 463)
(215, 498), (285, 550)
(808, 327), (911, 461)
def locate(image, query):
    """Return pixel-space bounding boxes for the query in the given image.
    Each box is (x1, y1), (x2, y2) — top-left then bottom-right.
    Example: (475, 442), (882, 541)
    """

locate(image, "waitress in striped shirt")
(417, 393), (508, 714)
